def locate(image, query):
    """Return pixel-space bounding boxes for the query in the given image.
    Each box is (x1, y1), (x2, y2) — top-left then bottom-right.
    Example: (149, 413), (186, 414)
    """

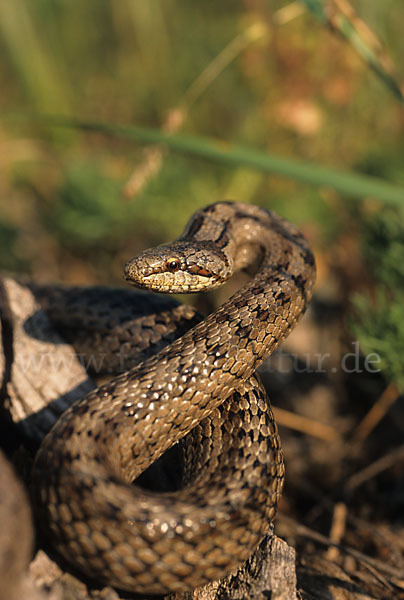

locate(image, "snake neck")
(182, 201), (314, 279)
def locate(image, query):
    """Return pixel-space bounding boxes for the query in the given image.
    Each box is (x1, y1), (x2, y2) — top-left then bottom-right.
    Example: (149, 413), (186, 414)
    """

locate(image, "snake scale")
(31, 201), (315, 594)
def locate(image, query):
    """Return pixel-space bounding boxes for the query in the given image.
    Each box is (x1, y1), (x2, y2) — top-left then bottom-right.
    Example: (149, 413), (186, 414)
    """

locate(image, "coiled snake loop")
(32, 201), (315, 594)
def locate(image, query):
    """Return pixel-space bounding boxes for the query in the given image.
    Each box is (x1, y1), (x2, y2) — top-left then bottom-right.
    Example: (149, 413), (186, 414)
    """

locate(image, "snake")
(31, 201), (315, 595)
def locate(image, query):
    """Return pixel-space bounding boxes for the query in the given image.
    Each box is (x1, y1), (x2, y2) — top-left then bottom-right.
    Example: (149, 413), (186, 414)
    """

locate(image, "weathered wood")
(167, 534), (297, 600)
(0, 277), (95, 442)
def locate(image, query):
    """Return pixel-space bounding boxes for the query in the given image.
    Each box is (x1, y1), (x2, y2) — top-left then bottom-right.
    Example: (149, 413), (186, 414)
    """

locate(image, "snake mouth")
(126, 269), (221, 294)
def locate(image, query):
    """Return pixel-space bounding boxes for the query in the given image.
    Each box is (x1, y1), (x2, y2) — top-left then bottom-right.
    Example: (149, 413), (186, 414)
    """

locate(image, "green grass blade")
(41, 116), (404, 206)
(301, 0), (404, 104)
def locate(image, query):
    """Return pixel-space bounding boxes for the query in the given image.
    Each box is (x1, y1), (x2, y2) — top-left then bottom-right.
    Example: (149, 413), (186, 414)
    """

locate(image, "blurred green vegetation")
(0, 1), (404, 389)
(351, 206), (404, 392)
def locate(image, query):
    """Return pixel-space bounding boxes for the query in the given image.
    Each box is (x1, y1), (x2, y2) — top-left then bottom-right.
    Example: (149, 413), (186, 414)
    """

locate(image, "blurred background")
(1, 1), (404, 596)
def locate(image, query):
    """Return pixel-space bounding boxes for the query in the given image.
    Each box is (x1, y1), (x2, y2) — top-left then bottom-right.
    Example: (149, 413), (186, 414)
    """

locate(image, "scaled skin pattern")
(32, 201), (316, 594)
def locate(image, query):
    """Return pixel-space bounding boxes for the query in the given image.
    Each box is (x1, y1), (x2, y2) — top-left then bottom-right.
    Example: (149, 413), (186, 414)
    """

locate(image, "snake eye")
(166, 258), (181, 273)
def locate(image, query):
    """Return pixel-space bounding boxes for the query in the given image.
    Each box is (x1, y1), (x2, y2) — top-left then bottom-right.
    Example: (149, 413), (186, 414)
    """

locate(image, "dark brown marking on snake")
(184, 213), (205, 238)
(301, 247), (315, 266)
(64, 425), (74, 438)
(256, 308), (269, 321)
(73, 403), (90, 416)
(251, 285), (265, 296)
(274, 291), (291, 305)
(188, 266), (213, 278)
(233, 209), (264, 224)
(269, 217), (315, 267)
(290, 273), (308, 302)
(215, 223), (231, 249)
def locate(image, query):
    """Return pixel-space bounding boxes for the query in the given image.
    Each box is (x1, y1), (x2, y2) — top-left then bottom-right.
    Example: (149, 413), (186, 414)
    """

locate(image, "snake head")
(124, 241), (233, 293)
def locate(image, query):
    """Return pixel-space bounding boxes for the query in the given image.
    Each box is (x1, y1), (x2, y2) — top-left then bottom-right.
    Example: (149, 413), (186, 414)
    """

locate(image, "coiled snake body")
(32, 201), (315, 594)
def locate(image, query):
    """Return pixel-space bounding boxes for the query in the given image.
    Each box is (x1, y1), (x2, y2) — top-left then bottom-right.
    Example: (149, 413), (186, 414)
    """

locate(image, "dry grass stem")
(273, 406), (340, 441)
(325, 502), (347, 561)
(345, 444), (404, 492)
(353, 382), (401, 442)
